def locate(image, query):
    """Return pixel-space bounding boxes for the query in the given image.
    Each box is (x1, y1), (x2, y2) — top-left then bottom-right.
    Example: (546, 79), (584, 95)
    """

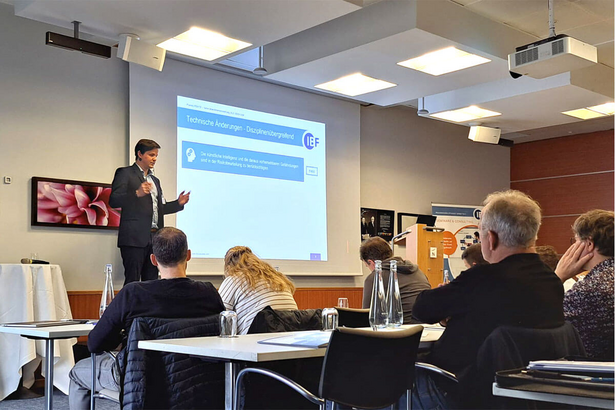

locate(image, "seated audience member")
(68, 228), (224, 410)
(535, 245), (560, 271)
(555, 210), (614, 360)
(361, 237), (431, 324)
(219, 246), (298, 334)
(412, 190), (564, 409)
(461, 243), (488, 268)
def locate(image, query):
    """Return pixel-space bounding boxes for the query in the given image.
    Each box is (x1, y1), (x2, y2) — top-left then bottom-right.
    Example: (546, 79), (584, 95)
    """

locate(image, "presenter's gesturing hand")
(178, 190), (191, 206)
(136, 182), (153, 197)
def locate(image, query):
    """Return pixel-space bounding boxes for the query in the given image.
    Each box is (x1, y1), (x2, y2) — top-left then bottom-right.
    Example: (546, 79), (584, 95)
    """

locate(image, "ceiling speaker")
(117, 35), (166, 71)
(468, 125), (501, 144)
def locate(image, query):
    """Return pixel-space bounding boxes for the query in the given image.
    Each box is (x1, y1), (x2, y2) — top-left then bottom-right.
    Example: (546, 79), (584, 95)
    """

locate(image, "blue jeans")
(410, 367), (456, 409)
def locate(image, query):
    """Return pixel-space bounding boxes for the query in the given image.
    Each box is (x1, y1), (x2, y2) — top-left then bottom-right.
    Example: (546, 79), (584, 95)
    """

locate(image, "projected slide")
(176, 96), (327, 261)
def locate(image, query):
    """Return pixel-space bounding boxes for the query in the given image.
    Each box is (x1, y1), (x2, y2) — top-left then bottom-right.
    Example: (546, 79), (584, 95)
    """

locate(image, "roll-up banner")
(432, 203), (483, 279)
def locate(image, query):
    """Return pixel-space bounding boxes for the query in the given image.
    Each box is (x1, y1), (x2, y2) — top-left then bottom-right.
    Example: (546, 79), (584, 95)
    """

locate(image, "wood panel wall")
(68, 287), (364, 320)
(510, 129), (614, 254)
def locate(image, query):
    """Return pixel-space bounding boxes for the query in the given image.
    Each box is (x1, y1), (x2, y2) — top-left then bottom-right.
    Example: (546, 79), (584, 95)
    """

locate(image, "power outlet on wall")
(430, 247), (437, 258)
(3, 176), (12, 184)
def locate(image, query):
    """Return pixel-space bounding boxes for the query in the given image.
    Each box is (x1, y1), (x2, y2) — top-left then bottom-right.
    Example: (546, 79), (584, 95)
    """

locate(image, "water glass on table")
(337, 297), (349, 308)
(219, 310), (238, 337)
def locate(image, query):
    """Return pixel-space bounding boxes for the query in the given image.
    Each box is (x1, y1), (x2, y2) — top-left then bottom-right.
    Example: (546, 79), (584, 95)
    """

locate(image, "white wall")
(0, 4), (510, 291)
(0, 4), (127, 290)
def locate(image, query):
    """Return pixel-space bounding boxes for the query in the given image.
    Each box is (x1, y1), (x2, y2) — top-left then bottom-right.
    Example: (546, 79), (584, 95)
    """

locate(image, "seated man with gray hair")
(412, 190), (564, 409)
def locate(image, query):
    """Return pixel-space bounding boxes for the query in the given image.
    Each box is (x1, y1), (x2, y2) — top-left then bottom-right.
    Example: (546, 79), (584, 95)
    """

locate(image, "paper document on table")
(258, 331), (332, 348)
(528, 361), (615, 374)
(0, 320), (88, 327)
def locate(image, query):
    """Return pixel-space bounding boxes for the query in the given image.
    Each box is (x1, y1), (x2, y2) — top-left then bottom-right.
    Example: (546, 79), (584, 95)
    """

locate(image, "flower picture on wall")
(32, 177), (120, 230)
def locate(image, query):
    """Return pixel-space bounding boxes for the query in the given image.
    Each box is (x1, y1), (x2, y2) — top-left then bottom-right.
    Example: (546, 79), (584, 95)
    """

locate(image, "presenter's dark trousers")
(120, 242), (159, 285)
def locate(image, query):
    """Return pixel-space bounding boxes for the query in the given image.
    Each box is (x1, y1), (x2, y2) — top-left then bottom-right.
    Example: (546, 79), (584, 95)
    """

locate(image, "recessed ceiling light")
(158, 27), (251, 61)
(397, 46), (491, 76)
(587, 102), (615, 116)
(315, 73), (396, 97)
(430, 105), (501, 123)
(562, 108), (606, 120)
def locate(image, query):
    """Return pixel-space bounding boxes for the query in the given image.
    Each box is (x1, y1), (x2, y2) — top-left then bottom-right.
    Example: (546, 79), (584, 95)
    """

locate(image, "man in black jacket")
(68, 227), (224, 410)
(411, 190), (564, 409)
(110, 139), (190, 284)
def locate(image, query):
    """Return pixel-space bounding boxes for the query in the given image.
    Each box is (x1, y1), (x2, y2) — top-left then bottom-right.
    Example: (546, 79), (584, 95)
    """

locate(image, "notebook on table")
(258, 331), (332, 348)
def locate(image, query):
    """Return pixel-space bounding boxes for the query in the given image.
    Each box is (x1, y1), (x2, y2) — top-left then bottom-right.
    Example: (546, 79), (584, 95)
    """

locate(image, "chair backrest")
(459, 322), (586, 408)
(337, 307), (370, 328)
(319, 326), (423, 409)
(247, 306), (323, 333)
(120, 316), (224, 410)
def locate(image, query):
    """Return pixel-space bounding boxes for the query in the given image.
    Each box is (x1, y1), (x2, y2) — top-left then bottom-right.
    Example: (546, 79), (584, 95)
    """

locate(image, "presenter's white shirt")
(218, 275), (298, 334)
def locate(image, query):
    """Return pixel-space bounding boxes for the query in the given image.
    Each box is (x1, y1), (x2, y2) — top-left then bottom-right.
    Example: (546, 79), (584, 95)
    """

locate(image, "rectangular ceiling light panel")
(158, 27), (251, 61)
(398, 46), (491, 76)
(430, 105), (501, 123)
(562, 108), (608, 120)
(315, 73), (397, 97)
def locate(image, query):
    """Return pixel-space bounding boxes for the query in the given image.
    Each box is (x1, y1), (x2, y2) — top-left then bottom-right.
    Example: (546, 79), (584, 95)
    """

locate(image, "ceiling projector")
(508, 34), (597, 79)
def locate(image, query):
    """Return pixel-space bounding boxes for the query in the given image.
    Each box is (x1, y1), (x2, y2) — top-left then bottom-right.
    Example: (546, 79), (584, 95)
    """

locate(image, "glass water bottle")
(99, 264), (114, 318)
(387, 260), (403, 327)
(368, 260), (388, 330)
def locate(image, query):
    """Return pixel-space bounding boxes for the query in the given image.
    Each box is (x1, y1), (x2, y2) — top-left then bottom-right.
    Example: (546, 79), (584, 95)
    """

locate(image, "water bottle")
(368, 260), (388, 330)
(99, 264), (114, 318)
(387, 260), (403, 327)
(443, 269), (451, 284)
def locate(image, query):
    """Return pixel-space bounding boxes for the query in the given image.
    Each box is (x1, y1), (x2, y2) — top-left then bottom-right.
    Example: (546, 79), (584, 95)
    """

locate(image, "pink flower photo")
(33, 177), (120, 229)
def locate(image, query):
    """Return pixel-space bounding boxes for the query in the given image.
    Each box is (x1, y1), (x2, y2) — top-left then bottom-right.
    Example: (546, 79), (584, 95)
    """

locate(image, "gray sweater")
(362, 257), (431, 324)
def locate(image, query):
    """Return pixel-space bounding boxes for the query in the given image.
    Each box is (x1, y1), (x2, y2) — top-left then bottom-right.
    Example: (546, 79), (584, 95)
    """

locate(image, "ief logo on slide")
(303, 133), (319, 150)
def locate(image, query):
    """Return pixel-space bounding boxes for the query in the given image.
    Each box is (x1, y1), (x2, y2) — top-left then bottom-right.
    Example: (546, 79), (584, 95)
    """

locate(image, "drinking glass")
(321, 307), (339, 331)
(219, 310), (238, 337)
(337, 298), (349, 308)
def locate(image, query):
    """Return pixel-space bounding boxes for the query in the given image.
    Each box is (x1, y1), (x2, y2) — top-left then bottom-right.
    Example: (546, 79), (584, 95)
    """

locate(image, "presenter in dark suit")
(110, 139), (190, 284)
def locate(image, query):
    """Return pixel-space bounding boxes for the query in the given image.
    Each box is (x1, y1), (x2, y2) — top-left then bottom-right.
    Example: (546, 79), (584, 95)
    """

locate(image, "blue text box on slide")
(178, 107), (305, 147)
(182, 141), (304, 182)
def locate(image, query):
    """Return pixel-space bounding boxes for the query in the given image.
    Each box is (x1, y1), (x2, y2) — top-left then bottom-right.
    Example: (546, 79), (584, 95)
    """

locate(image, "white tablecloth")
(0, 264), (76, 400)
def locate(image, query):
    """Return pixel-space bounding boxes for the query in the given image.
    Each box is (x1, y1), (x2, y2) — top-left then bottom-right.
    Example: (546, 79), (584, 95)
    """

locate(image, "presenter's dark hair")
(135, 139), (161, 161)
(360, 237), (393, 263)
(152, 227), (188, 267)
(461, 243), (487, 266)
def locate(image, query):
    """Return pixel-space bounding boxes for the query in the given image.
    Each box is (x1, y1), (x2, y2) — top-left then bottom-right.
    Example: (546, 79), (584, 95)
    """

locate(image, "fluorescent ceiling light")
(158, 27), (251, 61)
(315, 73), (396, 96)
(587, 102), (615, 116)
(430, 105), (501, 123)
(562, 108), (607, 120)
(397, 46), (491, 76)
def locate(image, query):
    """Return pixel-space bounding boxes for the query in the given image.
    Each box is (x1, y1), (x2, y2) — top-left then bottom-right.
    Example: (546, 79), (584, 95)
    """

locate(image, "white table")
(493, 383), (614, 409)
(0, 264), (78, 402)
(139, 324), (442, 410)
(0, 324), (94, 410)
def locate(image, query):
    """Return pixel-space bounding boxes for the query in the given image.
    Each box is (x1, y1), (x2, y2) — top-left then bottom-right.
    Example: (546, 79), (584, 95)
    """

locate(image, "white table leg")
(45, 339), (54, 410)
(225, 362), (239, 410)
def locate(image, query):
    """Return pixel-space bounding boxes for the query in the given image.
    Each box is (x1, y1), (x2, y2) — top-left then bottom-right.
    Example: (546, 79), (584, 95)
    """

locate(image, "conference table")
(0, 264), (78, 402)
(492, 382), (614, 409)
(139, 324), (444, 410)
(0, 324), (94, 410)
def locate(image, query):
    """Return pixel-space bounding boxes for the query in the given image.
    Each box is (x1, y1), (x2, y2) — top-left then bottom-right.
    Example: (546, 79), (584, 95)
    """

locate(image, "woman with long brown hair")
(218, 246), (298, 334)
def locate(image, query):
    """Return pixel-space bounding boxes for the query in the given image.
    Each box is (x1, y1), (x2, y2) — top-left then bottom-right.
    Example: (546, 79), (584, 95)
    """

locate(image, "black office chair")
(235, 326), (424, 410)
(416, 322), (586, 409)
(336, 307), (370, 328)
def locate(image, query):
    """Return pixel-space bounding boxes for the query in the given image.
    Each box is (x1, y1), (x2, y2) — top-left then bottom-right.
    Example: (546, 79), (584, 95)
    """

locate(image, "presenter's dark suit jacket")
(110, 164), (183, 248)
